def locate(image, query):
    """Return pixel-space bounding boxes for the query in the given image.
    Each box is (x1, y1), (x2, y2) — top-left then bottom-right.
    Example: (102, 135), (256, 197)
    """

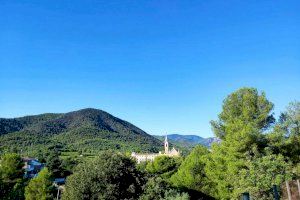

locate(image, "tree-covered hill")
(0, 108), (162, 155)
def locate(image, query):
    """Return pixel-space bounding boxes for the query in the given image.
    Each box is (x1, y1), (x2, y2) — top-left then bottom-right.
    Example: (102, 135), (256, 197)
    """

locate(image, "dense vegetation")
(206, 88), (297, 199)
(0, 108), (162, 155)
(63, 151), (144, 200)
(0, 153), (25, 199)
(25, 168), (55, 200)
(0, 87), (299, 200)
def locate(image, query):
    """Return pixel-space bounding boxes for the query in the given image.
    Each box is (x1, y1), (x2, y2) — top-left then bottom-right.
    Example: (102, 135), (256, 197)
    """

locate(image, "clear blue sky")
(0, 0), (299, 137)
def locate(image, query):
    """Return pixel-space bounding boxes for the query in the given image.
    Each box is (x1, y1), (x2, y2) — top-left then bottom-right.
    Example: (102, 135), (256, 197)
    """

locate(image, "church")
(131, 135), (180, 164)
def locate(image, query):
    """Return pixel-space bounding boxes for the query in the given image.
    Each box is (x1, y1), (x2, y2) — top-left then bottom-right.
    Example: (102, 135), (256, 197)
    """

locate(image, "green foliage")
(25, 168), (55, 200)
(0, 153), (24, 181)
(236, 153), (292, 199)
(136, 161), (150, 173)
(60, 156), (79, 176)
(163, 190), (189, 200)
(282, 101), (300, 136)
(62, 151), (145, 200)
(293, 163), (300, 177)
(139, 177), (189, 200)
(0, 108), (162, 155)
(206, 88), (276, 199)
(45, 151), (64, 178)
(210, 87), (274, 140)
(170, 145), (213, 194)
(146, 156), (182, 178)
(0, 153), (25, 200)
(0, 180), (26, 200)
(267, 101), (300, 165)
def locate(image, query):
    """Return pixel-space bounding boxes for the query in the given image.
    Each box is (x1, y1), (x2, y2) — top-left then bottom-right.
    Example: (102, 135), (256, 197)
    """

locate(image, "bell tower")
(164, 135), (169, 154)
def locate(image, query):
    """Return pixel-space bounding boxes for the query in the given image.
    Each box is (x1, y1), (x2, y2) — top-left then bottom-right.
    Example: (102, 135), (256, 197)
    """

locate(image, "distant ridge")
(0, 108), (162, 154)
(153, 134), (220, 148)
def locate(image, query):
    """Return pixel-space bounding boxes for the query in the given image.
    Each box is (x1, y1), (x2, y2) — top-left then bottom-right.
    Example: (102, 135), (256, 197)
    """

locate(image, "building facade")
(131, 135), (180, 164)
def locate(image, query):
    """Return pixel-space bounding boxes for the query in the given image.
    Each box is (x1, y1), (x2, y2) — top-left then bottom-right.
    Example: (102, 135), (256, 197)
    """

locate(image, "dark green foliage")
(139, 177), (189, 200)
(0, 153), (25, 200)
(0, 108), (162, 155)
(45, 151), (64, 178)
(33, 149), (80, 178)
(0, 113), (62, 136)
(62, 151), (145, 200)
(60, 157), (79, 176)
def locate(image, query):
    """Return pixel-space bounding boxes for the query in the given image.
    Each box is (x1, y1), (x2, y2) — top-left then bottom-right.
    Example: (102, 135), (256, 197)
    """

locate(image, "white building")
(131, 135), (180, 164)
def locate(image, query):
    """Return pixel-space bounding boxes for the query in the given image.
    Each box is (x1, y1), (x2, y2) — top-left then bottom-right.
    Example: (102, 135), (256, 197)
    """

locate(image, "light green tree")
(206, 88), (275, 199)
(25, 167), (54, 200)
(146, 155), (182, 178)
(236, 153), (292, 200)
(163, 189), (190, 200)
(170, 145), (213, 195)
(0, 153), (24, 181)
(267, 101), (300, 164)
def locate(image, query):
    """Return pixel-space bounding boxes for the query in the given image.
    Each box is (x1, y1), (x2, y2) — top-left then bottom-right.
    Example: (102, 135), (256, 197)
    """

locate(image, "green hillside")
(0, 108), (162, 155)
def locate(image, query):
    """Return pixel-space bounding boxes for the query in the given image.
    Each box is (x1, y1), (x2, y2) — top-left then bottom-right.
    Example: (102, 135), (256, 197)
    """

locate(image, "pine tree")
(25, 168), (54, 200)
(206, 87), (275, 199)
(170, 145), (213, 195)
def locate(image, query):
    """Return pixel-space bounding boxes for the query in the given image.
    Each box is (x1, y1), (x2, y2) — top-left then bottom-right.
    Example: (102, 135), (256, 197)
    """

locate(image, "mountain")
(0, 108), (162, 154)
(153, 134), (220, 148)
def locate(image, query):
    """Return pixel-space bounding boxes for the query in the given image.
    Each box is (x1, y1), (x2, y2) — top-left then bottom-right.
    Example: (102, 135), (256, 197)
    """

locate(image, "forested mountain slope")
(0, 108), (162, 154)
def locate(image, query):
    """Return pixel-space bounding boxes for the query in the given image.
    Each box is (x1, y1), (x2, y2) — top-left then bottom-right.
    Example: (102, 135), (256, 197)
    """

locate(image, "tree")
(210, 87), (274, 140)
(267, 101), (300, 164)
(207, 88), (275, 199)
(45, 150), (64, 178)
(25, 168), (55, 200)
(236, 153), (292, 199)
(139, 177), (189, 200)
(146, 156), (181, 178)
(0, 153), (24, 181)
(62, 151), (145, 200)
(60, 157), (79, 176)
(283, 101), (300, 136)
(266, 101), (300, 183)
(0, 153), (25, 199)
(170, 145), (213, 195)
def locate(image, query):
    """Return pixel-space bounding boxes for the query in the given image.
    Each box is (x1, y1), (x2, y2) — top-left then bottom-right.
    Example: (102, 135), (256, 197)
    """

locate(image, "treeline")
(0, 87), (299, 200)
(0, 128), (161, 156)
